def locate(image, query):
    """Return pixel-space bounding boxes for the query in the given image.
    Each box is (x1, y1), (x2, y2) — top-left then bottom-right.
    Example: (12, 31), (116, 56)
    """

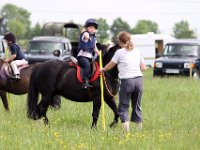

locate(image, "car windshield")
(28, 42), (63, 54)
(163, 44), (198, 57)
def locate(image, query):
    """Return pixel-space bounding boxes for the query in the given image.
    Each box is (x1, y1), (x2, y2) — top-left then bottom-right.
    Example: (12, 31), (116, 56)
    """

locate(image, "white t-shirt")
(111, 47), (144, 79)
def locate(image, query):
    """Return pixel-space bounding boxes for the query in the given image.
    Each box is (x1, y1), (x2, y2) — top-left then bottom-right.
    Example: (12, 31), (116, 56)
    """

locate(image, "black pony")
(27, 44), (121, 128)
(0, 59), (61, 111)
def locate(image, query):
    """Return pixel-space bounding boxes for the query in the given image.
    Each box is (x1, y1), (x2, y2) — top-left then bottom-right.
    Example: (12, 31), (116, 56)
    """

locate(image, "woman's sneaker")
(122, 121), (130, 132)
(136, 122), (142, 130)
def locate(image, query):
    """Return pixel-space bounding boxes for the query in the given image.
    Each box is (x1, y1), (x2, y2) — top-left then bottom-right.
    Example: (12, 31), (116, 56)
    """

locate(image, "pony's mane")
(102, 44), (121, 66)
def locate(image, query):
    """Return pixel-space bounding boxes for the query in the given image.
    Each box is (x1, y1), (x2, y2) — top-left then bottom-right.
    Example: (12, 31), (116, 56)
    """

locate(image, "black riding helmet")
(4, 32), (16, 43)
(84, 19), (98, 29)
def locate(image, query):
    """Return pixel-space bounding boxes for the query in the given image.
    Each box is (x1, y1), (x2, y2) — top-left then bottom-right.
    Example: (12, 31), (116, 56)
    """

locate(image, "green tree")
(110, 17), (131, 38)
(96, 18), (110, 43)
(8, 19), (26, 39)
(0, 3), (31, 40)
(28, 22), (42, 39)
(173, 20), (196, 39)
(132, 20), (159, 34)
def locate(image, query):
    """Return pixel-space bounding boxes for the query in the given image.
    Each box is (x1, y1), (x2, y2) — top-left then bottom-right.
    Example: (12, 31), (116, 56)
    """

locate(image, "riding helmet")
(84, 18), (98, 29)
(4, 32), (16, 43)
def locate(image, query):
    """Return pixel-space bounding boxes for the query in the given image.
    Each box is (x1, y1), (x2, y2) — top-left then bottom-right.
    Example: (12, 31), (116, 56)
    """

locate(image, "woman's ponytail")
(118, 31), (134, 50)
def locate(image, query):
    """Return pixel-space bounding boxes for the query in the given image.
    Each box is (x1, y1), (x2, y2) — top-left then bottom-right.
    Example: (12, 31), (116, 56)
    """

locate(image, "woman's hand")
(99, 68), (105, 74)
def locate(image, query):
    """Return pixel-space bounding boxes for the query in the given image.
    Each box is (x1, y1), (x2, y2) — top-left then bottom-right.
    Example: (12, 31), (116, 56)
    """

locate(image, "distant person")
(100, 31), (146, 132)
(77, 18), (100, 89)
(4, 32), (28, 80)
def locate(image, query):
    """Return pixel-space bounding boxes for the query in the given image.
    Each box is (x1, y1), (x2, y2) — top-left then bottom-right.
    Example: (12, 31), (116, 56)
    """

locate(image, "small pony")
(27, 44), (121, 128)
(0, 59), (61, 111)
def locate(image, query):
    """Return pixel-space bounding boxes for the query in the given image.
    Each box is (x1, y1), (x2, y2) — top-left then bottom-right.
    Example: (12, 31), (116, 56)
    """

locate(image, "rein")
(100, 47), (119, 97)
(102, 72), (115, 97)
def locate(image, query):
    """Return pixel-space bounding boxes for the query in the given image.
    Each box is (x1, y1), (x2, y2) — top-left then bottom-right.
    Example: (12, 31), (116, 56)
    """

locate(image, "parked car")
(41, 22), (83, 57)
(26, 36), (72, 64)
(0, 35), (6, 59)
(131, 33), (175, 67)
(153, 39), (200, 77)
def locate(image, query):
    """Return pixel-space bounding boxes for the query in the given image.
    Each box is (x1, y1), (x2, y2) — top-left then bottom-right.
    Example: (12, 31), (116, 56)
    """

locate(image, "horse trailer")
(131, 32), (175, 67)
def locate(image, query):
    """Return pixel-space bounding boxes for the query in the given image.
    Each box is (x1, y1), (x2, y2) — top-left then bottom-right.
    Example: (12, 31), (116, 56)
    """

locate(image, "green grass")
(0, 69), (200, 150)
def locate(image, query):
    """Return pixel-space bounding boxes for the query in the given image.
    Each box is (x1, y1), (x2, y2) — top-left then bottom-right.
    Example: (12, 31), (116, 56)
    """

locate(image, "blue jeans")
(77, 56), (92, 79)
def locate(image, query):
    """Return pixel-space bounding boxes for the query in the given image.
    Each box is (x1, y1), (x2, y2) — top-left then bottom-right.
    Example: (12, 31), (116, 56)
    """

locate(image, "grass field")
(0, 69), (200, 150)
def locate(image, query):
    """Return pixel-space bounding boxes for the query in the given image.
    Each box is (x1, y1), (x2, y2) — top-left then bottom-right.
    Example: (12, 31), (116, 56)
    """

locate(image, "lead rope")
(102, 72), (115, 97)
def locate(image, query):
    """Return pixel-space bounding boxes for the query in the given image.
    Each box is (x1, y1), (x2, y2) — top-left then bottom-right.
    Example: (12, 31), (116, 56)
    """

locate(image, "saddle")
(69, 60), (100, 83)
(0, 63), (29, 80)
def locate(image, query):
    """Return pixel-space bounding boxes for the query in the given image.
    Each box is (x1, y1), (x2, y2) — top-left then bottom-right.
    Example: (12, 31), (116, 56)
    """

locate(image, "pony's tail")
(27, 68), (40, 120)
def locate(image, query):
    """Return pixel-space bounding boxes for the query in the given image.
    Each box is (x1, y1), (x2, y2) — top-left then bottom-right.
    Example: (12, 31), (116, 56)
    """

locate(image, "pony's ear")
(111, 37), (120, 45)
(96, 43), (109, 55)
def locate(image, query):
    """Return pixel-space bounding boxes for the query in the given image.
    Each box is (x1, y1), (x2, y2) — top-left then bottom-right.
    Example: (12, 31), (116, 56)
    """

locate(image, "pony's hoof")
(50, 97), (61, 110)
(50, 104), (60, 111)
(43, 117), (49, 125)
(91, 122), (97, 129)
(110, 120), (118, 128)
(5, 108), (10, 112)
(28, 113), (40, 120)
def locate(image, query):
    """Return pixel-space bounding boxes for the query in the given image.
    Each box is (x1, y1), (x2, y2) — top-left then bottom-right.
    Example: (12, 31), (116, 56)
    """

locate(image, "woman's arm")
(100, 61), (117, 73)
(140, 62), (146, 71)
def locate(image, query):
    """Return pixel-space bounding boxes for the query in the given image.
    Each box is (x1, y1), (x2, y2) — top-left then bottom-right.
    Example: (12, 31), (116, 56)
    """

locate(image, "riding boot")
(82, 79), (93, 89)
(9, 74), (21, 80)
(15, 74), (21, 80)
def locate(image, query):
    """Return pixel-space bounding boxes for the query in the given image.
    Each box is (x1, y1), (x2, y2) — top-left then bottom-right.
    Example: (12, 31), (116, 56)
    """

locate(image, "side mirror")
(53, 49), (62, 57)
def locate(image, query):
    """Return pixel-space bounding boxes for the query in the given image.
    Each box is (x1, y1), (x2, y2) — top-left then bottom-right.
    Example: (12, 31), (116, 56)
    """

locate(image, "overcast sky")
(0, 0), (200, 38)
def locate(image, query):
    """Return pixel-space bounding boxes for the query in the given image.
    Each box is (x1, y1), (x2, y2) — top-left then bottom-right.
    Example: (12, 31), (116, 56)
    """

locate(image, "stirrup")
(82, 83), (93, 89)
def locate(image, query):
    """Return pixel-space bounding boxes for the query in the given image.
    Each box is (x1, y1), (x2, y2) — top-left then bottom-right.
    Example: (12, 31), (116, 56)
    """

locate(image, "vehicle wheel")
(193, 69), (200, 80)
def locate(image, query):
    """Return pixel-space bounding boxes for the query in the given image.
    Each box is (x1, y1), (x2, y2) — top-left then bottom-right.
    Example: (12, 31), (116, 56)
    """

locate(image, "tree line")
(0, 3), (197, 47)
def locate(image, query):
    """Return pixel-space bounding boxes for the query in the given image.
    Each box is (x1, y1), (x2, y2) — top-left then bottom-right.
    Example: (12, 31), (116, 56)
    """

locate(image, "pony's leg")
(37, 95), (51, 125)
(0, 90), (9, 111)
(50, 95), (61, 110)
(92, 96), (101, 129)
(104, 96), (119, 128)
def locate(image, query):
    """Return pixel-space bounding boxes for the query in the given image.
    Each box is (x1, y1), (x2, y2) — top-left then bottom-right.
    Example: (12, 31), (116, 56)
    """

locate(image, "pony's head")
(102, 44), (121, 80)
(103, 43), (121, 66)
(96, 43), (109, 56)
